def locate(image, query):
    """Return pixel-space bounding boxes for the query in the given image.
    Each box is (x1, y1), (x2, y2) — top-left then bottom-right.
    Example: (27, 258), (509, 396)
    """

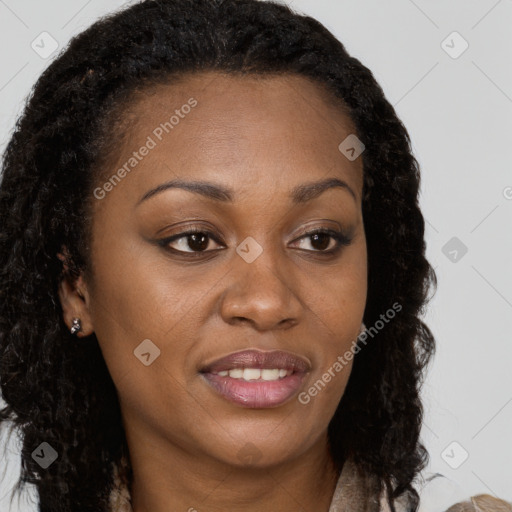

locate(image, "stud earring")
(70, 317), (82, 335)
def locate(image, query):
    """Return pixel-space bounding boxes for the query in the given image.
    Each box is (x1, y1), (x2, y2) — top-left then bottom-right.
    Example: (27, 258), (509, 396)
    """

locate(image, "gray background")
(0, 0), (511, 510)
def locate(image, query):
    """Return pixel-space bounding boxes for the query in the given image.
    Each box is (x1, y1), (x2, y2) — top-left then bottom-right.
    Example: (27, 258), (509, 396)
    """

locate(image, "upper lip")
(200, 349), (311, 374)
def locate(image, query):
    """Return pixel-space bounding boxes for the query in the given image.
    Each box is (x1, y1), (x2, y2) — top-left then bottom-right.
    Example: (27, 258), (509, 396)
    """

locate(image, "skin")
(58, 72), (367, 512)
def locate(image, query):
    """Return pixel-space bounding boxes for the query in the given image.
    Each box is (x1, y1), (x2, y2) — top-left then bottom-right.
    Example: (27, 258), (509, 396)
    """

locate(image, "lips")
(200, 349), (310, 374)
(200, 349), (311, 409)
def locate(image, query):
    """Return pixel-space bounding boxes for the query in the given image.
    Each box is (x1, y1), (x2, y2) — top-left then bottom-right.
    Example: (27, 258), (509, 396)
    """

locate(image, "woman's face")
(67, 72), (367, 469)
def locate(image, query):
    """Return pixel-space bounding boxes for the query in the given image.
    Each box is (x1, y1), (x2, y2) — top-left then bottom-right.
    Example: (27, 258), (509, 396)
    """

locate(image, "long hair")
(0, 1), (437, 510)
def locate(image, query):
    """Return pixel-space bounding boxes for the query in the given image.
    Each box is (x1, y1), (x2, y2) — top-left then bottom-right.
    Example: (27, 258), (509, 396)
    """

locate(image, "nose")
(219, 243), (303, 332)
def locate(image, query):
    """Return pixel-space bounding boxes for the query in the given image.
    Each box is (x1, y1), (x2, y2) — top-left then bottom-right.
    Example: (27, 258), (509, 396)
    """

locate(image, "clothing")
(108, 457), (512, 512)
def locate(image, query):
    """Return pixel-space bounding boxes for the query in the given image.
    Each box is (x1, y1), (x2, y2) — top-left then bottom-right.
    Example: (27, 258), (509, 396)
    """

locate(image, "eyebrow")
(136, 176), (357, 206)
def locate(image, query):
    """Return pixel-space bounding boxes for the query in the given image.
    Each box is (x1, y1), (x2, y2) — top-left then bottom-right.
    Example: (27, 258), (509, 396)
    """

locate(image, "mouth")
(199, 349), (311, 409)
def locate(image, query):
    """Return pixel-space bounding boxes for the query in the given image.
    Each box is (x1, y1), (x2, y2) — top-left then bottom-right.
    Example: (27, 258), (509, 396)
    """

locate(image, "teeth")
(243, 368), (261, 381)
(216, 368), (293, 380)
(261, 369), (280, 381)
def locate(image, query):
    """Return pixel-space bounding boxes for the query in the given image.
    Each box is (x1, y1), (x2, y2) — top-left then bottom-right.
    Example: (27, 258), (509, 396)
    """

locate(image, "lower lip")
(201, 372), (306, 408)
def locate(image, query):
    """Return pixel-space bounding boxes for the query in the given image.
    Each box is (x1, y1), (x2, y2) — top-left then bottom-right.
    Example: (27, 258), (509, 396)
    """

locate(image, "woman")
(0, 1), (508, 511)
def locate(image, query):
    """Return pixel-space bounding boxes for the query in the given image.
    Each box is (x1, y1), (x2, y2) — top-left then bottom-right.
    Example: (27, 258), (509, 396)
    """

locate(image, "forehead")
(97, 72), (363, 203)
(131, 71), (354, 123)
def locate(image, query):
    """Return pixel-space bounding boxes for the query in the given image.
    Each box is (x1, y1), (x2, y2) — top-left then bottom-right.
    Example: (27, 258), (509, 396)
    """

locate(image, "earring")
(70, 317), (82, 335)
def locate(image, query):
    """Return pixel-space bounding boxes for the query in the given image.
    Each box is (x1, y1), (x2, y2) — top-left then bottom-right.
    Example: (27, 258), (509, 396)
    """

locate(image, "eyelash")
(157, 226), (353, 258)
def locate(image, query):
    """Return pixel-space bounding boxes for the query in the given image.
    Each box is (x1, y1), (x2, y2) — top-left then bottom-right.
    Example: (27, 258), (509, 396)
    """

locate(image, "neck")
(127, 433), (340, 512)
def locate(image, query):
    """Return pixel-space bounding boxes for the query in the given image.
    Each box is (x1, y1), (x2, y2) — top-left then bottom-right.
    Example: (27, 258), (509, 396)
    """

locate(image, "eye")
(158, 227), (353, 257)
(291, 229), (353, 254)
(159, 228), (223, 255)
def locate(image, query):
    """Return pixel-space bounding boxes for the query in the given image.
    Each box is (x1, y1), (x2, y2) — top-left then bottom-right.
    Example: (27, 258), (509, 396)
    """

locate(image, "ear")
(56, 248), (94, 338)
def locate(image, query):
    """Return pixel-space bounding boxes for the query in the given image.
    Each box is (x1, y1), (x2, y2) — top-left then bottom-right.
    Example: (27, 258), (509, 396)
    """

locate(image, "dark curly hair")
(0, 0), (437, 510)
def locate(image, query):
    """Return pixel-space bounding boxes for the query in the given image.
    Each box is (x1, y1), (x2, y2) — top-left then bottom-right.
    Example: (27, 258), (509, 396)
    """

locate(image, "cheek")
(87, 250), (205, 443)
(298, 248), (367, 409)
(115, 362), (199, 437)
(86, 235), (223, 385)
(310, 250), (367, 342)
(299, 360), (354, 408)
(85, 237), (176, 382)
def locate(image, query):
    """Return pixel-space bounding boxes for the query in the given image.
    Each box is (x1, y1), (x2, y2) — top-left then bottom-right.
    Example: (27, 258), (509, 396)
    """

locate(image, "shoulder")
(411, 472), (512, 512)
(445, 495), (512, 512)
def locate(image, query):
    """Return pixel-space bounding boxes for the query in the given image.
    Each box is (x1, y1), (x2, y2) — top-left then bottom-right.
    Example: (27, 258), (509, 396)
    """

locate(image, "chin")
(205, 426), (316, 470)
